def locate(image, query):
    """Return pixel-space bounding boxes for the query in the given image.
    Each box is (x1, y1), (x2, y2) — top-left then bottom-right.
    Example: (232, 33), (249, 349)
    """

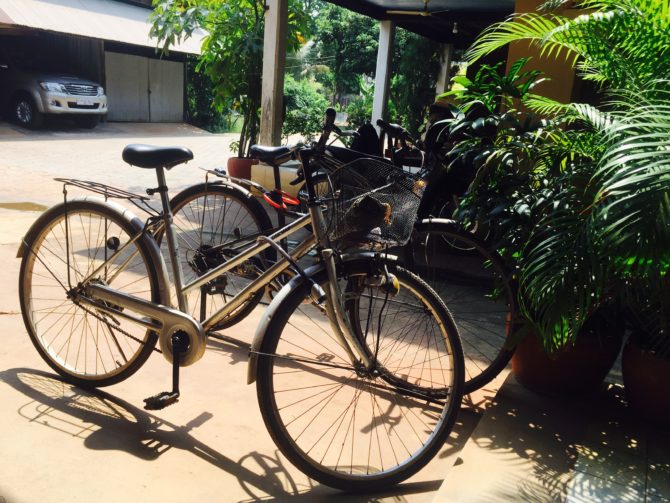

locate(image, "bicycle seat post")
(154, 165), (189, 313)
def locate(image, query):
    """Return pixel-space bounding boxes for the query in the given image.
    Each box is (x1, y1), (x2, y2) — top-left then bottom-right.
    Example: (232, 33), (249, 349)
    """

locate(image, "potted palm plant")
(462, 0), (670, 402)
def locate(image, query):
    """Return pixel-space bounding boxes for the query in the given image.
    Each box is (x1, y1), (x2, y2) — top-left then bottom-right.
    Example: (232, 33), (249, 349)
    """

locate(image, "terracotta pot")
(622, 340), (670, 423)
(512, 326), (623, 396)
(226, 157), (258, 180)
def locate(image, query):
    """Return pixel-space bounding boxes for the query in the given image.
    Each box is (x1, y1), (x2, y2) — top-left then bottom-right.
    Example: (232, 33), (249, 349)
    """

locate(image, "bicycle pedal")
(143, 391), (180, 410)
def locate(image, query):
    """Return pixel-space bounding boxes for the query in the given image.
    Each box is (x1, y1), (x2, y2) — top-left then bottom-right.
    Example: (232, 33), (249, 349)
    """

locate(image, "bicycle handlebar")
(376, 118), (416, 144)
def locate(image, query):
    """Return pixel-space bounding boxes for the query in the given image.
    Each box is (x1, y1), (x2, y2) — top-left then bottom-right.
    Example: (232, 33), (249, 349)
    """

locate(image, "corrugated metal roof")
(0, 0), (203, 54)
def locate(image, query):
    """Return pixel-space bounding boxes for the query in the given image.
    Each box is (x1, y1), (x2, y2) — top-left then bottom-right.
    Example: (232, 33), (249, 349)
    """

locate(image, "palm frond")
(538, 0), (573, 12)
(518, 184), (609, 351)
(589, 90), (670, 277)
(468, 2), (670, 90)
(466, 13), (573, 63)
(523, 95), (615, 132)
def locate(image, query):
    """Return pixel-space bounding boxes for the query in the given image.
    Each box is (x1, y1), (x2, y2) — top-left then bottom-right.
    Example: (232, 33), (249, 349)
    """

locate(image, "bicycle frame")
(73, 160), (374, 370)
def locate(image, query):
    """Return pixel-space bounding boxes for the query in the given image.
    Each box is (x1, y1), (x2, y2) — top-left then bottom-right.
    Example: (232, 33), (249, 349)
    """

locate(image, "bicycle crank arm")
(82, 283), (206, 366)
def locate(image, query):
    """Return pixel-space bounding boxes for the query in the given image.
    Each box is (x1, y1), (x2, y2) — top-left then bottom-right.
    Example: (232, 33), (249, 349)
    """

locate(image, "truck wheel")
(74, 116), (99, 129)
(12, 95), (43, 129)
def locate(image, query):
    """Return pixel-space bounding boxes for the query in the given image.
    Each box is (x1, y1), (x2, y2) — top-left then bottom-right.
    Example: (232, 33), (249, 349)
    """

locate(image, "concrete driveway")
(0, 121), (238, 207)
(0, 122), (480, 503)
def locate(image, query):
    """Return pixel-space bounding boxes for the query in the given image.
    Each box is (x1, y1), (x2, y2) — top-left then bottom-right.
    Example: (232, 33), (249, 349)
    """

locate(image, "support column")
(371, 20), (395, 130)
(435, 44), (454, 95)
(259, 0), (288, 146)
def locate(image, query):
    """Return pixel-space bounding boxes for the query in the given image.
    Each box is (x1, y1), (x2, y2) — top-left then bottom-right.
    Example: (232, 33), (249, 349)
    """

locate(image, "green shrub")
(282, 74), (329, 141)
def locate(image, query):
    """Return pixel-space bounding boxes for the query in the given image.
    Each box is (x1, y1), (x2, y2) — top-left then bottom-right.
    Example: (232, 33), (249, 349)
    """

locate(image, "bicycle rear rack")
(55, 178), (151, 201)
(55, 178), (158, 216)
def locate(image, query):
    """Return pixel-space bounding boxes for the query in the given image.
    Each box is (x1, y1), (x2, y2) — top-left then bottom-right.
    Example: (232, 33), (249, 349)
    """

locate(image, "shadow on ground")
(453, 378), (660, 502)
(0, 367), (472, 502)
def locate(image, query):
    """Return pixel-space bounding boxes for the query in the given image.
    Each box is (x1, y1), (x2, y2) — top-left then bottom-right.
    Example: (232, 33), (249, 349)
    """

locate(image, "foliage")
(440, 58), (545, 111)
(435, 59), (562, 265)
(151, 0), (312, 157)
(465, 0), (670, 353)
(345, 76), (398, 131)
(310, 2), (378, 102)
(282, 74), (329, 141)
(467, 0), (670, 92)
(390, 30), (444, 135)
(345, 76), (374, 129)
(183, 57), (241, 132)
(309, 3), (444, 137)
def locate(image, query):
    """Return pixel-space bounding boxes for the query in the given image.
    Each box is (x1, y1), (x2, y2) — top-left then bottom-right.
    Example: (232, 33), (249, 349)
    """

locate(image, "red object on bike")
(263, 190), (300, 210)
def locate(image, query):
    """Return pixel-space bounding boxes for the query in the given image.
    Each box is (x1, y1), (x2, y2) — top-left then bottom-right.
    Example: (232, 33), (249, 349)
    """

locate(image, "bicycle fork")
(320, 248), (377, 372)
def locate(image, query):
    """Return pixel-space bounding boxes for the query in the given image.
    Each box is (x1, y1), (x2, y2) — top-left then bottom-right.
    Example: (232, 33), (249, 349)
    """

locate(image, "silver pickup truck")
(0, 49), (107, 129)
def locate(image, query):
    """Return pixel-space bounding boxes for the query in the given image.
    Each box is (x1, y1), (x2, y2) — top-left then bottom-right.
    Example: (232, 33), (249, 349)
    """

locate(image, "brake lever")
(289, 170), (305, 186)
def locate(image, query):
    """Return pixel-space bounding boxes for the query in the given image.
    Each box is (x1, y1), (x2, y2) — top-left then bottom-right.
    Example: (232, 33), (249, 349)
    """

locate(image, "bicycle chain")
(75, 300), (163, 354)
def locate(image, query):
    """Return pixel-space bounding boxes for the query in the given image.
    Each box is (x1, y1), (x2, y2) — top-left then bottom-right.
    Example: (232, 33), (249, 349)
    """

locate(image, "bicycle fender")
(17, 196), (172, 306)
(413, 217), (460, 233)
(246, 251), (398, 385)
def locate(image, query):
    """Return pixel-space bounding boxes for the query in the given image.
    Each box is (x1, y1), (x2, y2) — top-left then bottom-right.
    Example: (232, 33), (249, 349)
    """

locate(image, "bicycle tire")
(255, 259), (464, 491)
(19, 199), (162, 387)
(164, 182), (274, 330)
(408, 219), (515, 394)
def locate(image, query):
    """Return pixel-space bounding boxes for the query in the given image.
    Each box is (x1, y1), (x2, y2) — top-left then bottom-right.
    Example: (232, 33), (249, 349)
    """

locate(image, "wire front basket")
(325, 158), (425, 249)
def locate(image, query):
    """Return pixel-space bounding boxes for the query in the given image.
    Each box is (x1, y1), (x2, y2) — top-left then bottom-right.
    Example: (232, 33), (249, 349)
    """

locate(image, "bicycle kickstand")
(143, 331), (189, 410)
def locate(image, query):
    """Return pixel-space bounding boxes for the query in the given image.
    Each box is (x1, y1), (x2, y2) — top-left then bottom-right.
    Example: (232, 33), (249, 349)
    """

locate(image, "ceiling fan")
(386, 0), (449, 17)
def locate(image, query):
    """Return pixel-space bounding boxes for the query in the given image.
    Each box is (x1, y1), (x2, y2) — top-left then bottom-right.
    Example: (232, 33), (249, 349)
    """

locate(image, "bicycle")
(376, 119), (516, 391)
(17, 109), (464, 491)
(271, 118), (515, 394)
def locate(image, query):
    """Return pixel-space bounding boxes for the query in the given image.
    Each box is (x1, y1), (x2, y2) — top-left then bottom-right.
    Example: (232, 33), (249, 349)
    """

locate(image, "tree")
(310, 2), (378, 103)
(310, 3), (444, 135)
(282, 74), (329, 141)
(151, 0), (312, 156)
(390, 30), (443, 135)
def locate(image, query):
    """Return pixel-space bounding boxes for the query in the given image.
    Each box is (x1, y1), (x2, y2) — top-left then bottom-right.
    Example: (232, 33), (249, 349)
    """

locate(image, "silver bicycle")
(17, 109), (464, 491)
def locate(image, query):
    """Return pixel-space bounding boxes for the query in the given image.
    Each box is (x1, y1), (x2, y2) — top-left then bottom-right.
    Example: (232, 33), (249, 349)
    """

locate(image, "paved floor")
(0, 121), (238, 207)
(0, 122), (483, 503)
(433, 373), (670, 503)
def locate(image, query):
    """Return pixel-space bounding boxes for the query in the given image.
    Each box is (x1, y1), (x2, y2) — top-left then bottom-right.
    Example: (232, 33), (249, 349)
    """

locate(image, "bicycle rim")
(19, 200), (160, 386)
(411, 223), (515, 394)
(256, 263), (463, 491)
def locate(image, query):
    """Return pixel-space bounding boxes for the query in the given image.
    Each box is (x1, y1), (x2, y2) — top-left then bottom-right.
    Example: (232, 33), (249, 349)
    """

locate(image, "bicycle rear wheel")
(166, 182), (274, 330)
(409, 220), (515, 394)
(19, 199), (162, 387)
(255, 260), (463, 491)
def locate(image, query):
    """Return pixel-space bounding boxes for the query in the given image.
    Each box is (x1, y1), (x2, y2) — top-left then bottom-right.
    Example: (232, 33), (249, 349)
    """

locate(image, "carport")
(0, 0), (205, 122)
(259, 0), (515, 144)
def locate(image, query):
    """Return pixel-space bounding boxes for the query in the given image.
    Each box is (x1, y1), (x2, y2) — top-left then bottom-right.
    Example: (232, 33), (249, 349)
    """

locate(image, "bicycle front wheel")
(19, 199), (162, 387)
(410, 220), (515, 394)
(255, 260), (463, 491)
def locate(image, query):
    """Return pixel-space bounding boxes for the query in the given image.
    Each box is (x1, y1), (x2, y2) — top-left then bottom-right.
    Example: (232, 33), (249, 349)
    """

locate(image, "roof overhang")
(325, 0), (514, 46)
(0, 0), (204, 55)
